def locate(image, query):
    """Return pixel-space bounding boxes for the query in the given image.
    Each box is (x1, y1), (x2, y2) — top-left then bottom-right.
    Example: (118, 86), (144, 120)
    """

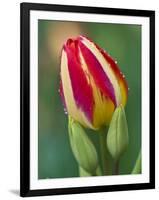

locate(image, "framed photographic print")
(20, 2), (155, 197)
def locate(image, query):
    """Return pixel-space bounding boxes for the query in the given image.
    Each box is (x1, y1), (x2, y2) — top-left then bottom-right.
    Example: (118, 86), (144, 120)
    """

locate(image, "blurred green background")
(38, 20), (141, 179)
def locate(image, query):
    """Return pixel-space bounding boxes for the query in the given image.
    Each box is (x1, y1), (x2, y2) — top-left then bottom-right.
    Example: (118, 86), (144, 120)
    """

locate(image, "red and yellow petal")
(60, 48), (94, 129)
(78, 44), (115, 129)
(91, 36), (128, 106)
(79, 36), (122, 107)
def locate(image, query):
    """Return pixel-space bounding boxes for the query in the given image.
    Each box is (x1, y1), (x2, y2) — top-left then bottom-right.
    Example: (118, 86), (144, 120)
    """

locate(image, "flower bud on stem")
(107, 105), (129, 175)
(68, 116), (98, 176)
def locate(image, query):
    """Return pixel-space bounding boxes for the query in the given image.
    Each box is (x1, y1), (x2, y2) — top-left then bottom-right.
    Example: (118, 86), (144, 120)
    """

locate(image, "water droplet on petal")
(63, 107), (68, 115)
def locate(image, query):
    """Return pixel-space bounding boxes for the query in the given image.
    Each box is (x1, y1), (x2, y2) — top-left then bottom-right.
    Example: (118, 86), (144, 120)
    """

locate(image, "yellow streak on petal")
(119, 81), (127, 107)
(92, 80), (115, 129)
(60, 50), (94, 129)
(81, 36), (121, 106)
(79, 49), (115, 129)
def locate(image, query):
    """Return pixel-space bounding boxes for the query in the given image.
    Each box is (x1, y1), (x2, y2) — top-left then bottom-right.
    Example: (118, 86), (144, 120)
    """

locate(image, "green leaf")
(79, 166), (91, 177)
(107, 105), (129, 162)
(79, 165), (102, 177)
(132, 151), (141, 174)
(68, 116), (98, 174)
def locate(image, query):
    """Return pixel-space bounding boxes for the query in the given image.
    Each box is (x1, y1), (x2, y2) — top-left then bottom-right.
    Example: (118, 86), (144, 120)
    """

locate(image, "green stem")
(132, 151), (141, 174)
(99, 128), (111, 175)
(114, 159), (119, 175)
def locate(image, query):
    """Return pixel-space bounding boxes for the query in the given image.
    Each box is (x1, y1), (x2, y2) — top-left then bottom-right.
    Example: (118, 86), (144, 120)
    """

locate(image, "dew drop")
(64, 108), (68, 115)
(115, 61), (117, 64)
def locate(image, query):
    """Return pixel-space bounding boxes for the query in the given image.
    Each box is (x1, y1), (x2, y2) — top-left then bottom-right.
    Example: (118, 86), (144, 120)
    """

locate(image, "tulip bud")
(107, 105), (129, 162)
(68, 116), (98, 174)
(60, 35), (128, 129)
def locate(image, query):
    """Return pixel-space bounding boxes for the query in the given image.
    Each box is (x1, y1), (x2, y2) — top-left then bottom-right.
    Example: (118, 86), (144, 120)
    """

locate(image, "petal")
(60, 47), (94, 129)
(59, 80), (67, 112)
(90, 76), (115, 128)
(87, 36), (128, 106)
(78, 38), (116, 106)
(79, 36), (122, 106)
(78, 48), (115, 128)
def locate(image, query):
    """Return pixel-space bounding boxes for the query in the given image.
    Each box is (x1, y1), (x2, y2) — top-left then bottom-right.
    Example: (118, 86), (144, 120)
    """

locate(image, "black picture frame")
(20, 2), (155, 197)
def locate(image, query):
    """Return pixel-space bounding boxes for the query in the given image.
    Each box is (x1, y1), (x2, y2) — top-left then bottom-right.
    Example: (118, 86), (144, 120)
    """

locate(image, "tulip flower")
(60, 35), (128, 130)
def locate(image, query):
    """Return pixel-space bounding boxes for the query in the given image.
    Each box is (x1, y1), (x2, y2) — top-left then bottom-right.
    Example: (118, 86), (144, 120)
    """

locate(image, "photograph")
(38, 20), (141, 179)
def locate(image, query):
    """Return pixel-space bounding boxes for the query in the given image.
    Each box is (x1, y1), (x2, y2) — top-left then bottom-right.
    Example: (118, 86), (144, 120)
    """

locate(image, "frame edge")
(20, 2), (30, 197)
